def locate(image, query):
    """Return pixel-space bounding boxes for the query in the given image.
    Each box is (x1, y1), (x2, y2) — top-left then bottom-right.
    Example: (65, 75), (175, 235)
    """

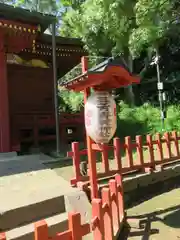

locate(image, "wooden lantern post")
(61, 56), (140, 199)
(81, 56), (98, 198)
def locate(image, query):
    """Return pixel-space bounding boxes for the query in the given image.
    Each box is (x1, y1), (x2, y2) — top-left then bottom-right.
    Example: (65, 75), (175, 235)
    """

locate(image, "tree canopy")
(60, 0), (178, 58)
(59, 0), (180, 105)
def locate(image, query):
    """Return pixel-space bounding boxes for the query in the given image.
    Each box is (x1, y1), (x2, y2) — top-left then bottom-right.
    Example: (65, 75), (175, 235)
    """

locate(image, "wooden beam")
(0, 31), (10, 152)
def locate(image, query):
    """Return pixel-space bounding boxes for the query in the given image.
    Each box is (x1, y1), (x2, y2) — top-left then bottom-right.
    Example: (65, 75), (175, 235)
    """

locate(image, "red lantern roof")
(61, 57), (140, 92)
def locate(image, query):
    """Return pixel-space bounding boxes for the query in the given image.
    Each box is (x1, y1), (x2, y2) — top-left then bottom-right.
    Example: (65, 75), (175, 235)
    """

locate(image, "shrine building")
(0, 3), (86, 153)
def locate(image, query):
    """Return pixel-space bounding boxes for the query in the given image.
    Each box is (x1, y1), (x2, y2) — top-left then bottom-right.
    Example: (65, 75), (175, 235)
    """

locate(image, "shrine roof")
(0, 3), (56, 32)
(37, 34), (84, 47)
(88, 57), (129, 73)
(60, 57), (140, 91)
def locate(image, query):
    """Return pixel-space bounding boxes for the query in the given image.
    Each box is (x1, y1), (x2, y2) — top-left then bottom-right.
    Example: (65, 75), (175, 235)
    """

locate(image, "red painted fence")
(0, 174), (124, 240)
(11, 112), (85, 151)
(68, 131), (180, 187)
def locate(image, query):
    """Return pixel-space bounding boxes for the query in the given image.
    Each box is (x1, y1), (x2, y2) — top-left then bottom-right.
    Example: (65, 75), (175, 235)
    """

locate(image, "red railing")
(34, 213), (90, 240)
(0, 174), (124, 240)
(68, 131), (180, 187)
(91, 174), (124, 239)
(11, 112), (85, 149)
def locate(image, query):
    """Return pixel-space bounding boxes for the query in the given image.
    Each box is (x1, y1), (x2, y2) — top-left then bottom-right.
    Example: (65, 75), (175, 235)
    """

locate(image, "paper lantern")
(85, 91), (117, 143)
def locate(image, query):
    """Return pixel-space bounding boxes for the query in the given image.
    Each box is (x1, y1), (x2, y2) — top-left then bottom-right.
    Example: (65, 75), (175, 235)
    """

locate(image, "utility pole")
(52, 22), (60, 155)
(35, 0), (39, 11)
(155, 48), (166, 130)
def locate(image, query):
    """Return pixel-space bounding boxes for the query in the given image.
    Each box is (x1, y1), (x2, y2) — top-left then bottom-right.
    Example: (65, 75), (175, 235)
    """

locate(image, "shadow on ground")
(121, 204), (180, 239)
(120, 218), (159, 240)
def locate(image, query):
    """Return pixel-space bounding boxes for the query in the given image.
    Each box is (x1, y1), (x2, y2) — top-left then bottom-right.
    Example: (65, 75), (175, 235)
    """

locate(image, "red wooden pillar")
(82, 56), (98, 199)
(0, 32), (10, 152)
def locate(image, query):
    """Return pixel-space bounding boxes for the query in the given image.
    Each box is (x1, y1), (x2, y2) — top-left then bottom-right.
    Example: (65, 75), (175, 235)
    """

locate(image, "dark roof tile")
(0, 3), (56, 32)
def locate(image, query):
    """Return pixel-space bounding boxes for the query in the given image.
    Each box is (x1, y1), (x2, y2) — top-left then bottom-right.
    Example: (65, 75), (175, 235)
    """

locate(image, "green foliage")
(116, 102), (180, 139)
(129, 0), (173, 57)
(60, 0), (133, 56)
(60, 0), (176, 58)
(60, 0), (178, 106)
(165, 105), (180, 132)
(59, 89), (84, 112)
(15, 0), (58, 13)
(58, 92), (180, 139)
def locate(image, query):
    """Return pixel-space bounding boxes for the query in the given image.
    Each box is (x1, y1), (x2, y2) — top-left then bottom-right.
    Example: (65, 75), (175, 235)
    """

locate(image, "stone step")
(0, 192), (66, 231)
(0, 156), (77, 231)
(3, 212), (68, 240)
(0, 152), (17, 160)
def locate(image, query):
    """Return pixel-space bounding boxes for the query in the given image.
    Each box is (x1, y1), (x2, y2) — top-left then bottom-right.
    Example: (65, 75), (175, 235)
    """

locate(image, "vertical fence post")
(0, 233), (6, 240)
(101, 143), (109, 173)
(68, 212), (83, 240)
(146, 135), (155, 167)
(72, 142), (81, 181)
(156, 133), (163, 162)
(101, 188), (114, 239)
(125, 136), (133, 169)
(109, 179), (120, 232)
(113, 137), (122, 171)
(136, 135), (144, 167)
(164, 132), (172, 159)
(82, 56), (98, 199)
(172, 131), (180, 157)
(34, 220), (49, 240)
(92, 199), (104, 240)
(115, 174), (124, 220)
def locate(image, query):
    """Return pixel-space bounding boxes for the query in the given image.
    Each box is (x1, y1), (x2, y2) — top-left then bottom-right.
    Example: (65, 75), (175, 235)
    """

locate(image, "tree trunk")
(124, 53), (135, 106)
(124, 85), (135, 106)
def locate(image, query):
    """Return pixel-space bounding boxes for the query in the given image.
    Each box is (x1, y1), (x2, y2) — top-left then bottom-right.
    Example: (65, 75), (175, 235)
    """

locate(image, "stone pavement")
(126, 188), (180, 240)
(0, 154), (92, 240)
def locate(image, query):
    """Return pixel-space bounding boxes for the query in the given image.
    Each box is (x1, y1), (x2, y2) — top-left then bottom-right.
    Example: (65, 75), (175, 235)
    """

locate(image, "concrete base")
(0, 154), (91, 240)
(0, 152), (17, 160)
(5, 213), (69, 240)
(122, 160), (180, 209)
(64, 190), (92, 224)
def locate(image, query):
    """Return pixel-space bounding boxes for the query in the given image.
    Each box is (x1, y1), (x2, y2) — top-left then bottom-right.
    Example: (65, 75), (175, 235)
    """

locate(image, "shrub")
(58, 88), (180, 138)
(59, 89), (84, 113)
(116, 102), (180, 139)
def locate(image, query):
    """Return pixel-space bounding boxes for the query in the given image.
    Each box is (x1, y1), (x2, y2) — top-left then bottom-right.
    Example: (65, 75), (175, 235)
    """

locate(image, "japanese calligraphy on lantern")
(84, 91), (117, 143)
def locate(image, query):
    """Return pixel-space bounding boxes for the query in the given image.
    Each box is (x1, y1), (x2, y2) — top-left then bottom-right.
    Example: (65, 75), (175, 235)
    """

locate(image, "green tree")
(14, 0), (58, 13)
(60, 0), (177, 105)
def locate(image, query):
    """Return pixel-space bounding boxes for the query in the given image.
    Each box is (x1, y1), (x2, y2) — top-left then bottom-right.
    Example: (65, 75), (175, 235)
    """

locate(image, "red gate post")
(146, 134), (155, 167)
(61, 55), (140, 199)
(125, 136), (134, 169)
(172, 131), (180, 157)
(0, 32), (10, 152)
(115, 174), (124, 220)
(68, 212), (90, 240)
(92, 198), (104, 239)
(82, 56), (98, 199)
(0, 233), (6, 240)
(156, 133), (163, 162)
(113, 137), (122, 171)
(101, 143), (110, 173)
(101, 188), (114, 239)
(164, 132), (172, 159)
(136, 135), (144, 167)
(109, 179), (120, 232)
(34, 220), (49, 240)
